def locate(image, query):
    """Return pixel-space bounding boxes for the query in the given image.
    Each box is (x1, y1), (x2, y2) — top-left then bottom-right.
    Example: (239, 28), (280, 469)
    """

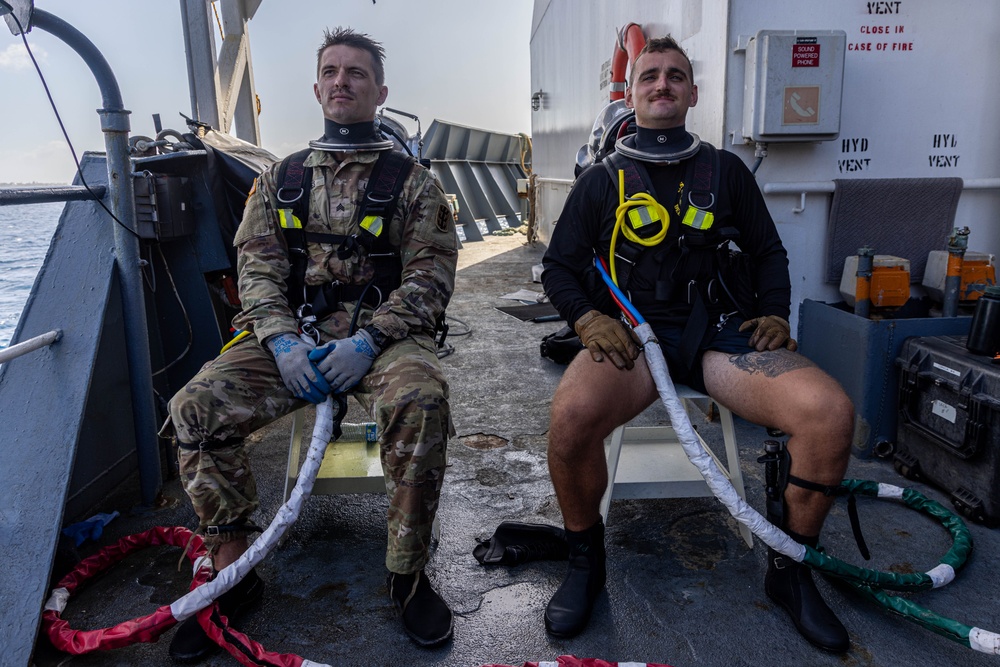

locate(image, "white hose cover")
(171, 398), (336, 621)
(636, 323), (806, 562)
(925, 563), (956, 588)
(44, 587), (70, 613)
(970, 627), (1000, 654)
(877, 482), (905, 499)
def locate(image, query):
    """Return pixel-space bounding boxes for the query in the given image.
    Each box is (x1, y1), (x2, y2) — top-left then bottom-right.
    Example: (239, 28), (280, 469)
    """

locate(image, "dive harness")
(274, 141), (449, 348)
(274, 145), (410, 341)
(602, 138), (753, 373)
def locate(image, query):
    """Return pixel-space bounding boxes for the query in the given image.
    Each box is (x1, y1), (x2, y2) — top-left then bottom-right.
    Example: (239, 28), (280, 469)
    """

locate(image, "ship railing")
(0, 329), (62, 364)
(0, 185), (108, 205)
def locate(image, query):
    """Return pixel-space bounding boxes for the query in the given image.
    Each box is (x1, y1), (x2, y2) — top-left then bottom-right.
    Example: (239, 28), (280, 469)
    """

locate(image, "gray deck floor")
(33, 233), (1000, 667)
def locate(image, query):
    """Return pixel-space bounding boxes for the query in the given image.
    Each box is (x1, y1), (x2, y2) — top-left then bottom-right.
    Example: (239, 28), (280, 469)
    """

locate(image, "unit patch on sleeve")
(436, 204), (451, 231)
(245, 177), (258, 206)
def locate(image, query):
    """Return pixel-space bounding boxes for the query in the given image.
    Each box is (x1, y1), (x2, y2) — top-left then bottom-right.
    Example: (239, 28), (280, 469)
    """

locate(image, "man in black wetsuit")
(540, 36), (854, 653)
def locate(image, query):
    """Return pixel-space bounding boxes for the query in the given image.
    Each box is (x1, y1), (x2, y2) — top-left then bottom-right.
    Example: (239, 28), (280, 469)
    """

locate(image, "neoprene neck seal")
(310, 119), (393, 152)
(616, 124), (700, 164)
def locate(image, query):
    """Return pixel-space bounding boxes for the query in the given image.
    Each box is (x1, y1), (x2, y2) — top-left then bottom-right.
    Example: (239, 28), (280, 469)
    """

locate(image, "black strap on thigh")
(205, 522), (264, 537)
(176, 436), (245, 452)
(787, 474), (870, 561)
(760, 439), (870, 561)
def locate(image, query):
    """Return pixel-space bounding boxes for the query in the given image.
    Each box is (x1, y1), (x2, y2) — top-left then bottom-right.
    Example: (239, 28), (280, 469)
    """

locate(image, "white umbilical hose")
(170, 397), (338, 621)
(635, 323), (806, 562)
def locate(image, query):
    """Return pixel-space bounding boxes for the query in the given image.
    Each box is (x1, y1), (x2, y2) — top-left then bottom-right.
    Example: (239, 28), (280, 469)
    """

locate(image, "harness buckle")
(296, 303), (320, 345)
(715, 310), (739, 331)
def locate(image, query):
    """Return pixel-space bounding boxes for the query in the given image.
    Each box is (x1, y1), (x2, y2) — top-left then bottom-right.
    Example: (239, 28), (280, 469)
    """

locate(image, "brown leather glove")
(738, 315), (798, 352)
(574, 309), (641, 369)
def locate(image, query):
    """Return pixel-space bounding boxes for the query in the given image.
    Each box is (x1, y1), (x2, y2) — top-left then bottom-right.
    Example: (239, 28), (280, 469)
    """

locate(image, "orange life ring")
(610, 22), (645, 101)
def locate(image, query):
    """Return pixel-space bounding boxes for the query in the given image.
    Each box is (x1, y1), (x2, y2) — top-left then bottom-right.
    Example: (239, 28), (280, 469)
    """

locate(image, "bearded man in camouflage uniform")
(161, 27), (458, 661)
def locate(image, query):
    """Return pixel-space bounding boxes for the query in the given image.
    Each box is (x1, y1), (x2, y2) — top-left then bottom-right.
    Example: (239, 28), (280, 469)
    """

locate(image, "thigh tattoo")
(727, 350), (816, 378)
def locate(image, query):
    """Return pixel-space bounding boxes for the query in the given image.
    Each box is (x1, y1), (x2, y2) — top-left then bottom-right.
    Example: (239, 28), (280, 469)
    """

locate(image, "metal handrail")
(0, 329), (62, 364)
(0, 185), (106, 206)
(762, 177), (1000, 195)
(761, 177), (1000, 214)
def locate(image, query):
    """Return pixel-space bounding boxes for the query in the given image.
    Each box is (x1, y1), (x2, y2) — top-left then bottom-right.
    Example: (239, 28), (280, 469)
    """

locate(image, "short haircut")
(316, 27), (386, 85)
(628, 36), (694, 87)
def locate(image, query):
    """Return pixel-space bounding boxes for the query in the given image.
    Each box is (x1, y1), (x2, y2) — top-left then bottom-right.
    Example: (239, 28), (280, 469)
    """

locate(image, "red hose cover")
(480, 657), (674, 667)
(197, 604), (304, 667)
(42, 526), (210, 653)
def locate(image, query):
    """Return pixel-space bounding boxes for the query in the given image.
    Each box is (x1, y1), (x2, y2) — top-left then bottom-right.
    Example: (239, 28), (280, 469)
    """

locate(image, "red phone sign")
(792, 43), (820, 67)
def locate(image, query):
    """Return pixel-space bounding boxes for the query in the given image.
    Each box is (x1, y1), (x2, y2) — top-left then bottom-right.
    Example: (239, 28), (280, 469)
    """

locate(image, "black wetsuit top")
(542, 138), (791, 336)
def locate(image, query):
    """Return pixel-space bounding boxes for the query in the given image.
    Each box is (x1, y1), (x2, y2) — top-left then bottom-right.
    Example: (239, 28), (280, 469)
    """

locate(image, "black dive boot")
(169, 568), (265, 663)
(544, 518), (606, 638)
(765, 545), (849, 653)
(387, 570), (454, 647)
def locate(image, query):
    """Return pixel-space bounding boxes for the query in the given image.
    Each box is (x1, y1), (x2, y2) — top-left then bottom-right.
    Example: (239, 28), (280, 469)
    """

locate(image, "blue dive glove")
(308, 329), (382, 394)
(267, 333), (331, 404)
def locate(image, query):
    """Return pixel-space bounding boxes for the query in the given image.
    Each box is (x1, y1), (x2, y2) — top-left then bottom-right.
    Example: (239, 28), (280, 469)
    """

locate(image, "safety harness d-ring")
(42, 526), (212, 652)
(275, 187), (304, 205)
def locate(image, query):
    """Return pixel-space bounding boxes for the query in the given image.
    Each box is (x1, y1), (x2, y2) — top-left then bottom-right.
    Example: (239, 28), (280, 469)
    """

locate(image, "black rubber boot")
(168, 569), (265, 663)
(473, 521), (569, 566)
(387, 570), (454, 647)
(765, 546), (849, 653)
(544, 518), (606, 638)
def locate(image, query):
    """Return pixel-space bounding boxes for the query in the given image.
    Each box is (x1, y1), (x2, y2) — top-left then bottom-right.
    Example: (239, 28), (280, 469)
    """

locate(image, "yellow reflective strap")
(360, 215), (384, 237)
(627, 205), (660, 230)
(682, 206), (714, 230)
(278, 208), (302, 229)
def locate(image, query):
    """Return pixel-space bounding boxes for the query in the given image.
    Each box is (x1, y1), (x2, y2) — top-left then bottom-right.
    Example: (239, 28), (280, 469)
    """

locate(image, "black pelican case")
(893, 335), (1000, 525)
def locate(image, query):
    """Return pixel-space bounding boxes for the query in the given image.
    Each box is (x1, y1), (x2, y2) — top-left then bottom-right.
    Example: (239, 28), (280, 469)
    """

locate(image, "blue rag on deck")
(61, 511), (120, 547)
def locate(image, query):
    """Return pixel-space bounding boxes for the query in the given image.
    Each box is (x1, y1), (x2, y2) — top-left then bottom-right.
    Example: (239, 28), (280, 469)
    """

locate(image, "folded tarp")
(826, 177), (963, 284)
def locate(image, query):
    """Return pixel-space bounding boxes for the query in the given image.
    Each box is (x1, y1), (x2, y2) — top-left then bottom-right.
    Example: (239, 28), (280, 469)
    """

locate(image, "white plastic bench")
(600, 385), (753, 548)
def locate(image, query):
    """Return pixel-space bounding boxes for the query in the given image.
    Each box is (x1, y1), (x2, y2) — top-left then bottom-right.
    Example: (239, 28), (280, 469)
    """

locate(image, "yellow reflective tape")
(627, 205), (660, 230)
(361, 215), (384, 237)
(278, 209), (302, 229)
(682, 206), (714, 230)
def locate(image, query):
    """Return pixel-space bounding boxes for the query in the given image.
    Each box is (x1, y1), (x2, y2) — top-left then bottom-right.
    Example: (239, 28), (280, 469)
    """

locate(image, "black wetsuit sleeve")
(541, 166), (617, 327)
(720, 151), (791, 320)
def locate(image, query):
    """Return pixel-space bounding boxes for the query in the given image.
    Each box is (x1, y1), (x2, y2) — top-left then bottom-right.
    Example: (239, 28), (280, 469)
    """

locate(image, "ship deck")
(32, 233), (1000, 667)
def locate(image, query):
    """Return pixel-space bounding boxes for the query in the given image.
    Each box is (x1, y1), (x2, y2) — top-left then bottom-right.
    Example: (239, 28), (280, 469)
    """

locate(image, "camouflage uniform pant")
(161, 308), (453, 574)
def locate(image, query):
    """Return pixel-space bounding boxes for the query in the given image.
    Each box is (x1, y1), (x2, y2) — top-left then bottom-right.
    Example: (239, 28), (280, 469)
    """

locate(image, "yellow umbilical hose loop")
(609, 169), (670, 286)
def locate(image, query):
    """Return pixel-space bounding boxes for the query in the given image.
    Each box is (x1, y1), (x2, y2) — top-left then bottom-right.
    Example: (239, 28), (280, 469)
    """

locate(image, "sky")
(0, 0), (534, 183)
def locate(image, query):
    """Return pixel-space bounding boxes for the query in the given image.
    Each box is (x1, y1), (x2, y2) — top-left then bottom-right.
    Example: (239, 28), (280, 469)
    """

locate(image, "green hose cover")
(849, 582), (973, 648)
(800, 479), (972, 592)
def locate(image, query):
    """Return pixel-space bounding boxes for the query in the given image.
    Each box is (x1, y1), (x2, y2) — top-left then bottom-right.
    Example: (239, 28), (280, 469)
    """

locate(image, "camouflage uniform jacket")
(232, 149), (458, 344)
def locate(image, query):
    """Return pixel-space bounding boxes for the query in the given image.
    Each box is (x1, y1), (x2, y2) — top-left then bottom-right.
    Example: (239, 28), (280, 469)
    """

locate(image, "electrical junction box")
(922, 250), (997, 303)
(839, 255), (910, 308)
(743, 30), (847, 143)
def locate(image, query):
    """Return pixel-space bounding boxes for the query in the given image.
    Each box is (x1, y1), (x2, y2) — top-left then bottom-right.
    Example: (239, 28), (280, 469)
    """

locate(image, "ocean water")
(0, 201), (62, 349)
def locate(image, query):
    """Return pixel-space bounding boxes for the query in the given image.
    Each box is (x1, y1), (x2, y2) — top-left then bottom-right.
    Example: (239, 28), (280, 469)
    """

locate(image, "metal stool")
(599, 384), (753, 548)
